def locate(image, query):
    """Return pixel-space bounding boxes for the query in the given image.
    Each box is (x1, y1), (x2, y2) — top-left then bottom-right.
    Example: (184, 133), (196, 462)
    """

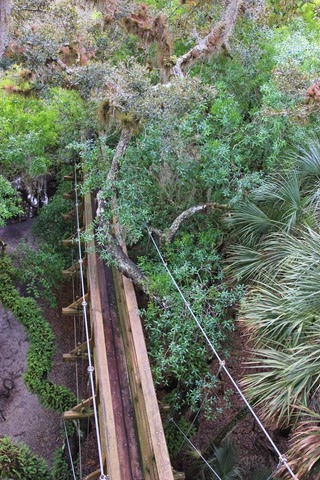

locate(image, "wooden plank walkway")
(62, 191), (174, 479)
(97, 258), (143, 479)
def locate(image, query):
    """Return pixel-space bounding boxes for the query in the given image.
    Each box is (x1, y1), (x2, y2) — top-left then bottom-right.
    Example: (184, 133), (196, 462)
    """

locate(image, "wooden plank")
(63, 409), (94, 420)
(64, 174), (74, 181)
(64, 397), (94, 420)
(98, 261), (143, 479)
(62, 269), (80, 279)
(62, 257), (87, 279)
(81, 469), (101, 480)
(63, 352), (89, 362)
(62, 293), (89, 316)
(63, 191), (75, 199)
(62, 228), (85, 247)
(63, 339), (91, 362)
(62, 203), (83, 221)
(72, 397), (93, 411)
(114, 260), (174, 480)
(84, 193), (121, 479)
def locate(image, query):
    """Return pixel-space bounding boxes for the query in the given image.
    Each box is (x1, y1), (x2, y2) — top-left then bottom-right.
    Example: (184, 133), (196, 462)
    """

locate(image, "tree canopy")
(2, 1), (320, 478)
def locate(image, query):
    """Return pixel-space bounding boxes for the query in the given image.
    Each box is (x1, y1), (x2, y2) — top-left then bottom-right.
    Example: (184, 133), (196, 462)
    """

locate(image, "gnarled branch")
(173, 0), (242, 78)
(96, 127), (146, 290)
(106, 127), (133, 184)
(96, 192), (147, 292)
(152, 203), (229, 244)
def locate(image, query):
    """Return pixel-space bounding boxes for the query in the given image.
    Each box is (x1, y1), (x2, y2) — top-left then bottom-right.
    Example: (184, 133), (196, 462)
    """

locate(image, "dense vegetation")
(1, 0), (320, 478)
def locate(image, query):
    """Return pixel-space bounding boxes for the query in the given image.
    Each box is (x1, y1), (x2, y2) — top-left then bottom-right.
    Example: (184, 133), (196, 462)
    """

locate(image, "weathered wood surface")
(64, 397), (94, 420)
(62, 293), (89, 316)
(114, 243), (174, 480)
(84, 193), (122, 478)
(62, 192), (175, 479)
(97, 257), (143, 479)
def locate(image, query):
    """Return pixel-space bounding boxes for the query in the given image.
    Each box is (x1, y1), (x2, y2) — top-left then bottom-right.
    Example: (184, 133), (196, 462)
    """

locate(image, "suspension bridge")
(61, 171), (179, 480)
(60, 169), (299, 480)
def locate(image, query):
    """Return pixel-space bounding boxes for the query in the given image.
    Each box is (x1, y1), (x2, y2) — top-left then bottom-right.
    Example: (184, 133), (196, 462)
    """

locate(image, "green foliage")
(139, 228), (244, 413)
(51, 447), (73, 480)
(15, 241), (64, 307)
(0, 83), (59, 177)
(164, 416), (196, 458)
(32, 180), (74, 247)
(209, 437), (242, 480)
(188, 437), (243, 480)
(0, 436), (48, 480)
(0, 77), (86, 178)
(0, 174), (22, 225)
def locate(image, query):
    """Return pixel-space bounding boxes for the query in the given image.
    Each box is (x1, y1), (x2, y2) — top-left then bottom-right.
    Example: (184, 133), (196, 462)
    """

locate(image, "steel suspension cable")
(71, 246), (83, 479)
(170, 417), (223, 480)
(63, 419), (77, 480)
(147, 228), (299, 480)
(74, 165), (107, 479)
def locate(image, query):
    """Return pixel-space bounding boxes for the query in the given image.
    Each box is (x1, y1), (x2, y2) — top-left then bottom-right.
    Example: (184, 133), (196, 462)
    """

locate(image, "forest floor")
(176, 330), (290, 478)
(0, 219), (77, 465)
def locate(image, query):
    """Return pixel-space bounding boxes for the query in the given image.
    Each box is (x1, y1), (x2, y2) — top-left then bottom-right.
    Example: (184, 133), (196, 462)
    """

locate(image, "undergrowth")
(0, 255), (76, 479)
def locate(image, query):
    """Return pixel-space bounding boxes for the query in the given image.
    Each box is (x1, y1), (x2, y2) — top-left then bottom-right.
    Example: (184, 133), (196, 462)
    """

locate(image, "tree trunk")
(96, 193), (147, 292)
(164, 203), (228, 243)
(107, 127), (133, 184)
(0, 0), (12, 60)
(151, 203), (228, 244)
(96, 127), (147, 292)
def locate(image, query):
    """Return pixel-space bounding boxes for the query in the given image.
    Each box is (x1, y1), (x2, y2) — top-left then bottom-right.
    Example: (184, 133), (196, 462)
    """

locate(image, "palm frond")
(239, 284), (319, 348)
(254, 174), (306, 232)
(226, 202), (278, 246)
(242, 345), (320, 425)
(225, 245), (266, 281)
(284, 415), (320, 479)
(296, 140), (320, 182)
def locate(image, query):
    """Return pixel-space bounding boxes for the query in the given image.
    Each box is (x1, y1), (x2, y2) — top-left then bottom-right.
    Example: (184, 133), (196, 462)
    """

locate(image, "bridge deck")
(82, 192), (174, 479)
(98, 258), (143, 479)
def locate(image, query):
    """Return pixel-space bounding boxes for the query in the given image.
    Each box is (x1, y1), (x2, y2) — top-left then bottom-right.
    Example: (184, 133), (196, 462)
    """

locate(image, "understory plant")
(0, 255), (76, 410)
(139, 226), (244, 414)
(0, 436), (48, 480)
(15, 241), (65, 308)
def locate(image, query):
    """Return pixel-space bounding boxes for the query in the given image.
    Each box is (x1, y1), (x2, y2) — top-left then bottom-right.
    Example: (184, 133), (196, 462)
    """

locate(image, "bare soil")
(173, 328), (289, 479)
(0, 219), (77, 465)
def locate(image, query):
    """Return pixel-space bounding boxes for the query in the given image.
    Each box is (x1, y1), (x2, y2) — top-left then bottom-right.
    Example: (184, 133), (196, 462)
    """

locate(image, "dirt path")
(0, 220), (75, 464)
(0, 218), (35, 253)
(0, 305), (62, 461)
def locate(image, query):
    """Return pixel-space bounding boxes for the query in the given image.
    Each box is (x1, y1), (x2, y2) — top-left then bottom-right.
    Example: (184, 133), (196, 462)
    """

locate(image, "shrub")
(0, 436), (48, 480)
(16, 242), (65, 308)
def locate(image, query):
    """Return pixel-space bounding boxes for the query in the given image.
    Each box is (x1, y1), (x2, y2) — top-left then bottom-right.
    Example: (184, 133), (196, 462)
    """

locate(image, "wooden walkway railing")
(62, 189), (176, 480)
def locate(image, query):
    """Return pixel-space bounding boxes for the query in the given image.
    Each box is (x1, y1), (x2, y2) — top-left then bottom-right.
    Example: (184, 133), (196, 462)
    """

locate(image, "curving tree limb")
(96, 127), (147, 291)
(173, 0), (242, 78)
(106, 127), (133, 184)
(152, 203), (228, 244)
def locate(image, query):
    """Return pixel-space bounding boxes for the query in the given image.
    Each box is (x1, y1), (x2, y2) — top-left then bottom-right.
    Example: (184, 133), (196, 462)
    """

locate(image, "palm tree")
(226, 140), (320, 477)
